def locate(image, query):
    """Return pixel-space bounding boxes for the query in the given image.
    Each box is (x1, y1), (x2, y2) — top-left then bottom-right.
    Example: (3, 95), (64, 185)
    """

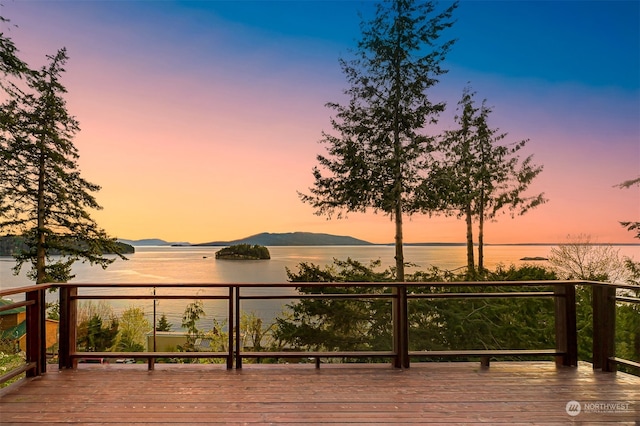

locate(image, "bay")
(1, 244), (638, 330)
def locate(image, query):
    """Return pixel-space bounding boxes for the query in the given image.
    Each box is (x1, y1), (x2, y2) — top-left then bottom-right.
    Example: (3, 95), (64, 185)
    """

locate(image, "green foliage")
(616, 295), (640, 367)
(276, 259), (394, 353)
(240, 311), (276, 352)
(215, 244), (270, 260)
(549, 236), (639, 365)
(0, 351), (25, 388)
(276, 260), (562, 359)
(0, 325), (20, 355)
(617, 257), (640, 369)
(156, 313), (173, 332)
(179, 301), (205, 354)
(46, 301), (59, 320)
(615, 178), (640, 368)
(75, 301), (117, 352)
(176, 303), (268, 364)
(116, 306), (151, 352)
(406, 265), (558, 354)
(203, 318), (229, 352)
(277, 256), (638, 368)
(483, 264), (558, 281)
(77, 314), (119, 352)
(0, 235), (23, 256)
(548, 237), (636, 369)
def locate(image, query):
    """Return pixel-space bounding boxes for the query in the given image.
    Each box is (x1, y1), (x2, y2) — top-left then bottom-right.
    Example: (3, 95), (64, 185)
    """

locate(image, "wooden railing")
(235, 281), (576, 368)
(56, 283), (235, 370)
(0, 283), (50, 382)
(592, 281), (640, 372)
(0, 280), (638, 384)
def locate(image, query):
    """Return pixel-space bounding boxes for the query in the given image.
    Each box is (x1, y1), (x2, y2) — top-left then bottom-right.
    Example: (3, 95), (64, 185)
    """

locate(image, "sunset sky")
(1, 1), (638, 244)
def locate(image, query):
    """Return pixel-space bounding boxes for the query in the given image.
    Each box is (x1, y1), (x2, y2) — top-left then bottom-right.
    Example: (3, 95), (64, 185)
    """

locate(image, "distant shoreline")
(123, 241), (640, 248)
(116, 231), (640, 248)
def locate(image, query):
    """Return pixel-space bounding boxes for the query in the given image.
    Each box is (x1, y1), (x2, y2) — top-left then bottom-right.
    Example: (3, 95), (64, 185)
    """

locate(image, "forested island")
(0, 235), (134, 257)
(215, 244), (270, 260)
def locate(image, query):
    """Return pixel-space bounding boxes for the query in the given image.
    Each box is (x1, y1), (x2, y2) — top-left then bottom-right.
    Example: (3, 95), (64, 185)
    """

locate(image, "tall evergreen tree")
(474, 101), (545, 271)
(436, 87), (545, 274)
(0, 48), (125, 284)
(300, 0), (456, 281)
(156, 313), (173, 332)
(78, 314), (119, 352)
(436, 87), (480, 273)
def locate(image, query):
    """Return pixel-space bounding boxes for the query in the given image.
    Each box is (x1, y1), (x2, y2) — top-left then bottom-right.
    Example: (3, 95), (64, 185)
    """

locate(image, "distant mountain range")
(196, 232), (373, 246)
(119, 232), (373, 247)
(120, 232), (635, 247)
(118, 238), (184, 246)
(118, 233), (491, 247)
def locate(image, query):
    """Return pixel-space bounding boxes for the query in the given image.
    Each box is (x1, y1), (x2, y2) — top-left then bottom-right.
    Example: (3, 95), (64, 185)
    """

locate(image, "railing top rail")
(585, 281), (640, 291)
(0, 283), (53, 298)
(4, 280), (637, 295)
(53, 281), (574, 289)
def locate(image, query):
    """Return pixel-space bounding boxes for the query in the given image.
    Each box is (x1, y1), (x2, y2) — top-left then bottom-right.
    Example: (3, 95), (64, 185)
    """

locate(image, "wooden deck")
(0, 362), (638, 424)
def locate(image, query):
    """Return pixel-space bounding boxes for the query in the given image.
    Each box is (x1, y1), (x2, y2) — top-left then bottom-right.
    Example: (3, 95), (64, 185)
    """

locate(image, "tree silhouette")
(0, 48), (125, 284)
(301, 0), (456, 281)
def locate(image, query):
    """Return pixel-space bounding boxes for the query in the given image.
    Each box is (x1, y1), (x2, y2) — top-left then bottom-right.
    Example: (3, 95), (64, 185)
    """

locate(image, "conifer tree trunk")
(465, 204), (475, 275)
(394, 200), (405, 281)
(36, 150), (47, 284)
(392, 6), (404, 282)
(478, 192), (486, 272)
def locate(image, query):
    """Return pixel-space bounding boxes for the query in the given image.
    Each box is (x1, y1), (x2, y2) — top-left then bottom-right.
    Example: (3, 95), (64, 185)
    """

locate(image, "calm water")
(2, 245), (638, 329)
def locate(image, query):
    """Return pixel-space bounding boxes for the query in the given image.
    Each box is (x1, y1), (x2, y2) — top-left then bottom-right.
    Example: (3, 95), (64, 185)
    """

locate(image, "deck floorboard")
(1, 361), (638, 424)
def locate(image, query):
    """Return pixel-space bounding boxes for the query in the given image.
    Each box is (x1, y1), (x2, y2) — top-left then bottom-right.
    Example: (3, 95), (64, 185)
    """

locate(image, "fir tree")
(0, 48), (125, 284)
(301, 0), (457, 281)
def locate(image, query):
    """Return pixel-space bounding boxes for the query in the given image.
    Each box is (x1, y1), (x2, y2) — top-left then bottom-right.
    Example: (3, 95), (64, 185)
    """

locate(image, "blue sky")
(149, 0), (640, 89)
(451, 1), (639, 89)
(2, 0), (639, 244)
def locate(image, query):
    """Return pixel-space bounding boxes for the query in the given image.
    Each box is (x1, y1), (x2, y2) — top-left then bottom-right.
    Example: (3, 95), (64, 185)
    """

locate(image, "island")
(198, 231), (372, 246)
(215, 244), (270, 260)
(0, 235), (134, 256)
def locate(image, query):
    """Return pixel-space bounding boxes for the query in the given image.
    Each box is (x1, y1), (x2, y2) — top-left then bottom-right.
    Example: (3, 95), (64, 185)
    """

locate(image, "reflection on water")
(1, 245), (638, 331)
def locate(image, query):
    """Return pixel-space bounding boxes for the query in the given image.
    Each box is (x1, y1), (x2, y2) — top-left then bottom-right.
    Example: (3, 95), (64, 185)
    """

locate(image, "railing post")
(25, 287), (44, 376)
(592, 285), (603, 369)
(228, 286), (234, 370)
(554, 283), (577, 367)
(393, 284), (409, 368)
(235, 286), (242, 369)
(592, 284), (616, 372)
(58, 285), (77, 369)
(40, 287), (47, 374)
